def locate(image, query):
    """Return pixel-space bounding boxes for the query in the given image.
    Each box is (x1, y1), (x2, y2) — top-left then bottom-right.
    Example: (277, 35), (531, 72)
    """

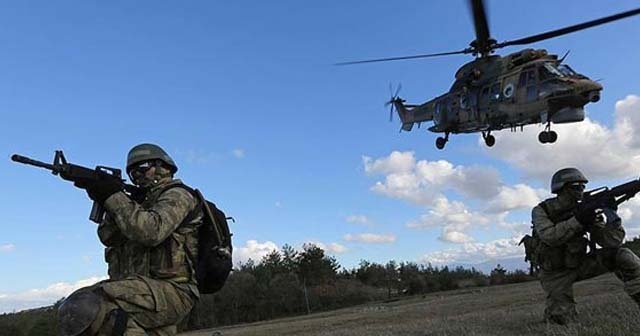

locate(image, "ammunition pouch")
(538, 244), (566, 271)
(519, 234), (540, 268)
(564, 237), (588, 269)
(536, 237), (588, 271)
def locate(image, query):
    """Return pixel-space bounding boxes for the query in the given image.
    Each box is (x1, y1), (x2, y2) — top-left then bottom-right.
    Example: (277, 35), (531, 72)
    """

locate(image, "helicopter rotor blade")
(468, 0), (491, 53)
(335, 49), (471, 65)
(394, 83), (402, 98)
(495, 7), (640, 49)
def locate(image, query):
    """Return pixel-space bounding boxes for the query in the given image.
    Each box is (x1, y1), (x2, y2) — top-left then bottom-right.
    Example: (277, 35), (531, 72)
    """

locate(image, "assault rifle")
(580, 178), (640, 215)
(11, 150), (139, 223)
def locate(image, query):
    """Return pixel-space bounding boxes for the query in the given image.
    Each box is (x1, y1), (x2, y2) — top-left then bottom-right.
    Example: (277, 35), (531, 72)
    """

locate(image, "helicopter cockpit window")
(541, 63), (564, 78)
(557, 64), (577, 76)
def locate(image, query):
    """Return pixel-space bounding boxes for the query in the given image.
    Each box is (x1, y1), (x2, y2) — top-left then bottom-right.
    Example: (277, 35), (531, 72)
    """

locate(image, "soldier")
(532, 168), (640, 324)
(57, 144), (202, 336)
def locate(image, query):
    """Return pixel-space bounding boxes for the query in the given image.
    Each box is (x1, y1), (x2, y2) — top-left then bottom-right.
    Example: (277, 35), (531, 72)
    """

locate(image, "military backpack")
(161, 183), (234, 294)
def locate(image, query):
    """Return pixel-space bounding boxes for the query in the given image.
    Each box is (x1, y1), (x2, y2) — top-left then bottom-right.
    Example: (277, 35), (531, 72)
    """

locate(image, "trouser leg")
(612, 247), (640, 304)
(540, 269), (578, 324)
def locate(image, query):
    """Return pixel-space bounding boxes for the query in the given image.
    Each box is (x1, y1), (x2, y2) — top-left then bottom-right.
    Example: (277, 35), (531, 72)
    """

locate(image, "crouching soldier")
(531, 168), (640, 325)
(58, 144), (202, 335)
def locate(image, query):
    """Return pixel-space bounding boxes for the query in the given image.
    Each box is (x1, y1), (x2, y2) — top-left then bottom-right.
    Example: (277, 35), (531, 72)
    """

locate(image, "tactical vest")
(105, 180), (201, 283)
(535, 198), (588, 271)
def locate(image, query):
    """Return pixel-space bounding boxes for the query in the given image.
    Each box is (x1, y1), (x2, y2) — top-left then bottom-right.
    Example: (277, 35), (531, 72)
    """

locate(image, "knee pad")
(58, 291), (102, 336)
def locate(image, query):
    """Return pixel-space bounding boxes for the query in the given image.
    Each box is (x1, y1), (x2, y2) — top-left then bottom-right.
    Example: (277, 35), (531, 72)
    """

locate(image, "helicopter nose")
(576, 80), (602, 103)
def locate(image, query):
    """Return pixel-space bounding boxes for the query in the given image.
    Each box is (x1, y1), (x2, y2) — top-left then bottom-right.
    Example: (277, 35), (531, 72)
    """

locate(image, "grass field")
(180, 273), (640, 336)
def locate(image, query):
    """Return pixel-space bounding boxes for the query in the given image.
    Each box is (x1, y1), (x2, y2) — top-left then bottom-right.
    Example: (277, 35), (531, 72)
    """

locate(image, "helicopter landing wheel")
(538, 131), (548, 143)
(538, 131), (558, 144)
(436, 137), (447, 150)
(538, 131), (547, 143)
(482, 131), (495, 147)
(484, 134), (495, 147)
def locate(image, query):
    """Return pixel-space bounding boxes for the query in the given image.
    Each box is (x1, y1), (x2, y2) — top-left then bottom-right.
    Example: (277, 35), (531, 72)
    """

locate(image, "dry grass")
(181, 273), (640, 336)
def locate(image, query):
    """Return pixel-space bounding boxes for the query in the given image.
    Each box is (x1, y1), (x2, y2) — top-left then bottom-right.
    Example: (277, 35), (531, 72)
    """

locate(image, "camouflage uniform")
(532, 195), (640, 324)
(60, 171), (202, 335)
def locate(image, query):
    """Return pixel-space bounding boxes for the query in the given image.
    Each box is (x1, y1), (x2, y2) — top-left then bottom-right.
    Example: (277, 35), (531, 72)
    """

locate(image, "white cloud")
(82, 256), (92, 264)
(0, 276), (107, 313)
(440, 231), (474, 244)
(307, 241), (349, 254)
(616, 197), (640, 240)
(419, 237), (523, 265)
(363, 151), (415, 175)
(405, 197), (492, 243)
(0, 244), (15, 253)
(234, 240), (279, 266)
(407, 197), (490, 230)
(487, 95), (640, 181)
(346, 215), (372, 225)
(364, 151), (543, 244)
(486, 184), (546, 213)
(364, 152), (502, 205)
(232, 148), (245, 159)
(343, 233), (396, 244)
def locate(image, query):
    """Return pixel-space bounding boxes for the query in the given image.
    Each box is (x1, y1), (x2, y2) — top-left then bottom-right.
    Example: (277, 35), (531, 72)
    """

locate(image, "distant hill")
(443, 256), (529, 275)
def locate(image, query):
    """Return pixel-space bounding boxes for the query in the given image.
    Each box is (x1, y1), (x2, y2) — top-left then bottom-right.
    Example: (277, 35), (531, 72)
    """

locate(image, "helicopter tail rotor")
(385, 83), (403, 122)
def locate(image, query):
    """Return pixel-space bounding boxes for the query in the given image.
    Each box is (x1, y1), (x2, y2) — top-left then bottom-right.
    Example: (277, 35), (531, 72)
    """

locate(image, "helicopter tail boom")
(394, 99), (435, 132)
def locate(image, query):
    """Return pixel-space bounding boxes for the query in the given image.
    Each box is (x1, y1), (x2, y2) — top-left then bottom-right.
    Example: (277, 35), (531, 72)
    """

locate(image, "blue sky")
(1, 1), (639, 312)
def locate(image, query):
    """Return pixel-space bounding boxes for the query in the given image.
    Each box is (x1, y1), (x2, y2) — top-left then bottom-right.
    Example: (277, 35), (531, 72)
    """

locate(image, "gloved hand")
(575, 206), (596, 228)
(604, 196), (618, 211)
(85, 178), (122, 204)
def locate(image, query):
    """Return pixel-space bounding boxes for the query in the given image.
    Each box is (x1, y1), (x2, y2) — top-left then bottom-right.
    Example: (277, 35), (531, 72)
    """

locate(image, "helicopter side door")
(455, 88), (477, 124)
(433, 98), (450, 128)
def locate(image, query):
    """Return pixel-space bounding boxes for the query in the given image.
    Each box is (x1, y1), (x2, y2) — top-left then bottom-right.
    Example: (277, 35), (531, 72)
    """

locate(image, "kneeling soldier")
(58, 144), (201, 336)
(532, 168), (640, 324)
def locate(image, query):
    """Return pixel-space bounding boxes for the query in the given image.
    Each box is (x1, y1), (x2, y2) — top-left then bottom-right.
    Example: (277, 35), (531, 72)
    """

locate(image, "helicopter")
(338, 1), (640, 150)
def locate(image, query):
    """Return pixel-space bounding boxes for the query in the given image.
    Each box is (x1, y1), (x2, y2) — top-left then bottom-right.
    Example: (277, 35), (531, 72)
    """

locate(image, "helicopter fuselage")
(394, 48), (602, 144)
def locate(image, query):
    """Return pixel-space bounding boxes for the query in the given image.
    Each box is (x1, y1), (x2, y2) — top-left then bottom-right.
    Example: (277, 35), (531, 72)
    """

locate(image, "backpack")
(194, 190), (234, 294)
(165, 183), (234, 294)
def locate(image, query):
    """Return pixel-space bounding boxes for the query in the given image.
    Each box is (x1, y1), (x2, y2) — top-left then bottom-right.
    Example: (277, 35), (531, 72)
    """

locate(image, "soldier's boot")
(544, 312), (577, 325)
(544, 306), (578, 325)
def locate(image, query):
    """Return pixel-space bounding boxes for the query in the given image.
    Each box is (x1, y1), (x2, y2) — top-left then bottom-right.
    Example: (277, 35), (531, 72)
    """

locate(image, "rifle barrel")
(11, 154), (56, 170)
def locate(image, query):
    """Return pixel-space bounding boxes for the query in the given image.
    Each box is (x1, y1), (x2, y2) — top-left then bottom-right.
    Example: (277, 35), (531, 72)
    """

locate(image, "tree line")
(13, 237), (640, 335)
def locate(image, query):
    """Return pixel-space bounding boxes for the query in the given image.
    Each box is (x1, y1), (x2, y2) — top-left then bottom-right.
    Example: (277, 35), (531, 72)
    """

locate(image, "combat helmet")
(126, 143), (177, 174)
(551, 168), (588, 194)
